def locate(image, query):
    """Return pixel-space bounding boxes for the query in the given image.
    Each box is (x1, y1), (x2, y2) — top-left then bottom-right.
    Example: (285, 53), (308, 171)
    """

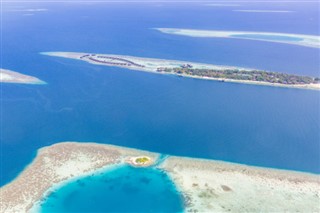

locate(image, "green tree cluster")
(161, 68), (320, 85)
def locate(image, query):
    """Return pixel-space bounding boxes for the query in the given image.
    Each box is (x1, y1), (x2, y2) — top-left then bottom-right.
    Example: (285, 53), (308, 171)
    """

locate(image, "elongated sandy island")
(0, 68), (45, 84)
(41, 52), (320, 90)
(155, 28), (320, 48)
(1, 142), (319, 212)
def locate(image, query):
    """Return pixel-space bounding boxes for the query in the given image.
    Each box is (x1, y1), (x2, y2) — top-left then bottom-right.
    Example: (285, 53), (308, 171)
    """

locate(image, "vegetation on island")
(159, 67), (320, 85)
(135, 157), (150, 164)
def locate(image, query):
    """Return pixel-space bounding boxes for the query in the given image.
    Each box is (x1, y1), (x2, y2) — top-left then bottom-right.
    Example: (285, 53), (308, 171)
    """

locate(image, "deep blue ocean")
(1, 1), (320, 192)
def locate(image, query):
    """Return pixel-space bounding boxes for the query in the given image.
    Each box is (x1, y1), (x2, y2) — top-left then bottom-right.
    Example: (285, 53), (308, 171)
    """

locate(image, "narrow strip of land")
(0, 68), (45, 84)
(42, 52), (320, 90)
(163, 67), (320, 87)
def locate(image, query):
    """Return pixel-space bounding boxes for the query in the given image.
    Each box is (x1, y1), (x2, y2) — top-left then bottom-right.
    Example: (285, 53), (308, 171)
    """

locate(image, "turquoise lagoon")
(38, 165), (184, 213)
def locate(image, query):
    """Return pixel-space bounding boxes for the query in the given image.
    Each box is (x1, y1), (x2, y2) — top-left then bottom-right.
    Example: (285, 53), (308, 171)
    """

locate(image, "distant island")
(0, 68), (45, 84)
(162, 67), (320, 86)
(42, 52), (320, 90)
(154, 28), (320, 48)
(1, 142), (319, 213)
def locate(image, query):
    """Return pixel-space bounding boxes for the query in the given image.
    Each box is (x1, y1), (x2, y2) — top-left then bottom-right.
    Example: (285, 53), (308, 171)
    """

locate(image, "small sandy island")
(1, 142), (319, 213)
(41, 52), (320, 90)
(0, 68), (45, 84)
(126, 156), (154, 167)
(154, 28), (320, 49)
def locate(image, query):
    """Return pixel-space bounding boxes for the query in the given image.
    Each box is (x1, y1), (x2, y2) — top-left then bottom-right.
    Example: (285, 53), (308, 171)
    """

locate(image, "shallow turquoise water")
(231, 34), (304, 41)
(39, 165), (184, 213)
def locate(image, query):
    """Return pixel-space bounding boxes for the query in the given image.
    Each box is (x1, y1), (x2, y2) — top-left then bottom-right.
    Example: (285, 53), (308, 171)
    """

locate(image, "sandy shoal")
(155, 28), (320, 48)
(160, 156), (320, 212)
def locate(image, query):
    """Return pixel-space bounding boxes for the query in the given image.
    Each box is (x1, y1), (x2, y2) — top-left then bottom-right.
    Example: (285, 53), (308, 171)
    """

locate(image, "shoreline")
(1, 142), (319, 213)
(0, 68), (46, 84)
(174, 73), (320, 90)
(41, 52), (320, 91)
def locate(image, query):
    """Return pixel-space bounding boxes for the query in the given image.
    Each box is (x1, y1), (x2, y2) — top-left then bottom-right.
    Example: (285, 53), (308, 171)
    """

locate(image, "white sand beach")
(0, 68), (45, 84)
(41, 51), (243, 72)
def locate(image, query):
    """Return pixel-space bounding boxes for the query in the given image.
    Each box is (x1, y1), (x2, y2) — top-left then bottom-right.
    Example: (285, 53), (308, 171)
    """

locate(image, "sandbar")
(1, 142), (319, 213)
(0, 68), (45, 84)
(41, 52), (320, 90)
(154, 28), (320, 48)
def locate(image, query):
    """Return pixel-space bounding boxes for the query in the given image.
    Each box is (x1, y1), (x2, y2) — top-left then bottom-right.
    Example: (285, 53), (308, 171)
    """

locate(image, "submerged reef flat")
(155, 28), (320, 49)
(0, 142), (158, 213)
(0, 68), (45, 84)
(41, 52), (320, 90)
(161, 157), (320, 213)
(1, 142), (319, 213)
